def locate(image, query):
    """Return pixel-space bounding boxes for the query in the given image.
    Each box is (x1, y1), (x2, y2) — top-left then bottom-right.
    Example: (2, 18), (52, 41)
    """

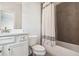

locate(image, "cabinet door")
(4, 41), (28, 56)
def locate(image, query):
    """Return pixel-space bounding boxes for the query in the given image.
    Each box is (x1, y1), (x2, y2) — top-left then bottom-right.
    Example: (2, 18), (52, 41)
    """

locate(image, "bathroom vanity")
(0, 4), (29, 56)
(0, 32), (28, 56)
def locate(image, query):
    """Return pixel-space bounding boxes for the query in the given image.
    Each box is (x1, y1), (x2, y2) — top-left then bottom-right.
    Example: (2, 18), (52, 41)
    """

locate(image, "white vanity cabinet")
(0, 33), (28, 56)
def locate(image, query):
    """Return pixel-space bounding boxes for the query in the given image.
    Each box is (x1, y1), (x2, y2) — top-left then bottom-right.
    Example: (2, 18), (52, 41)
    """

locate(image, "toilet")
(29, 35), (46, 56)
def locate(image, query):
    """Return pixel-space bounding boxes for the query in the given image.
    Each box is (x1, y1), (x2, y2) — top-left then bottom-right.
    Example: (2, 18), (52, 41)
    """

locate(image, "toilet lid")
(32, 45), (45, 51)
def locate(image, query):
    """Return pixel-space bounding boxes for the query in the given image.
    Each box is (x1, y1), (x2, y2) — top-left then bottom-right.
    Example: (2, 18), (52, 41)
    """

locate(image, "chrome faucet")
(1, 27), (10, 33)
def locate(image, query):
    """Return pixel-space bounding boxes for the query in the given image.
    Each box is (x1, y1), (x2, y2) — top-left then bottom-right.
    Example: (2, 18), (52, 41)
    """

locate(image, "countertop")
(0, 32), (28, 37)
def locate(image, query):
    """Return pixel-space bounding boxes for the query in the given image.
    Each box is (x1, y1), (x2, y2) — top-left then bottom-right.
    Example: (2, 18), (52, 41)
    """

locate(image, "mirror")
(0, 10), (14, 30)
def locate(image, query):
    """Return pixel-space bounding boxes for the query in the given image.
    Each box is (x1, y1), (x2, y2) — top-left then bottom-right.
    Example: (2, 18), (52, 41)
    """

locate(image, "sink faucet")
(1, 27), (10, 33)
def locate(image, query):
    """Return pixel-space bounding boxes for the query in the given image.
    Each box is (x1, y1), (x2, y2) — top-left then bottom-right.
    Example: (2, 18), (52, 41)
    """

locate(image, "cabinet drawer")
(0, 37), (15, 45)
(16, 35), (28, 42)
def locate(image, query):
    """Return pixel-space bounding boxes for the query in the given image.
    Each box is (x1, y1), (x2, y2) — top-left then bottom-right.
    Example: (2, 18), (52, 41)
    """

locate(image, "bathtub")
(43, 39), (79, 56)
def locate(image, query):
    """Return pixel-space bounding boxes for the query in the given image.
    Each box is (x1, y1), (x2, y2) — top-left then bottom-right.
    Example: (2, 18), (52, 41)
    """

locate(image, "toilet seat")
(32, 45), (45, 51)
(32, 45), (46, 56)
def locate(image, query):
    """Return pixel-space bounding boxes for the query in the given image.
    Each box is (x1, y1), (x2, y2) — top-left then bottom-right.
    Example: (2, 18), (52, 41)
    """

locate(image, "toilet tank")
(29, 35), (39, 46)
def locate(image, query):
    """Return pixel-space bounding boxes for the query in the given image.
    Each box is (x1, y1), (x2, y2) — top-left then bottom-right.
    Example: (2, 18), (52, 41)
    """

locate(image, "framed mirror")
(0, 10), (14, 30)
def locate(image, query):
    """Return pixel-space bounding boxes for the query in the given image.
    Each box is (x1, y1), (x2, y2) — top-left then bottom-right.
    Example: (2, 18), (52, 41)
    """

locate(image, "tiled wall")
(56, 2), (79, 45)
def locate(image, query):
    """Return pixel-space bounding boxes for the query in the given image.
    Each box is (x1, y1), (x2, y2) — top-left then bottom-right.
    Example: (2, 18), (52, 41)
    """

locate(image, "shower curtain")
(42, 2), (55, 46)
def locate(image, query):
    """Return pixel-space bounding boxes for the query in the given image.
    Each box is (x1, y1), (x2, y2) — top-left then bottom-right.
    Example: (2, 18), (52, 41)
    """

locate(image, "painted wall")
(0, 2), (22, 29)
(22, 2), (41, 36)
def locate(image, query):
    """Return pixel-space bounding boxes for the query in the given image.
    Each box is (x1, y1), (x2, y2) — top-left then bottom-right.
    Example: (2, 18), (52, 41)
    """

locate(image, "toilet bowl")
(32, 45), (46, 56)
(29, 35), (46, 56)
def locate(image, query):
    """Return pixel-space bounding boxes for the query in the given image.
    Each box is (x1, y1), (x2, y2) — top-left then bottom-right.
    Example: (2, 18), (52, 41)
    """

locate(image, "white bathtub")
(43, 39), (79, 56)
(44, 45), (79, 56)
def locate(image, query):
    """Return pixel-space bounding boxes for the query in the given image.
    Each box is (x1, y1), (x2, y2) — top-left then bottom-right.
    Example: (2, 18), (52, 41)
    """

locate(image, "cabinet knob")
(8, 48), (10, 51)
(0, 50), (2, 53)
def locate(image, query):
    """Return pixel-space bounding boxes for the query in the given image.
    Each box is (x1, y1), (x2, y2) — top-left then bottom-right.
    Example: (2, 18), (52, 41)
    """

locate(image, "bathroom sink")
(0, 29), (27, 37)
